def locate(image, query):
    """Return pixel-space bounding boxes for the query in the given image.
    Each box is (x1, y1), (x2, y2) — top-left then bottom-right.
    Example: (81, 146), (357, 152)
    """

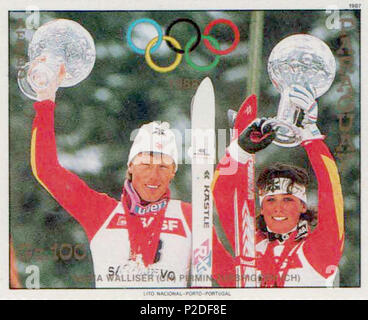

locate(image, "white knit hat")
(127, 121), (178, 171)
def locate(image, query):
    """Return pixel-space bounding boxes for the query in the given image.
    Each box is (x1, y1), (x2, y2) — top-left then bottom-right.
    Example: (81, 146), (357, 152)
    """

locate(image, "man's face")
(261, 194), (307, 234)
(128, 152), (176, 202)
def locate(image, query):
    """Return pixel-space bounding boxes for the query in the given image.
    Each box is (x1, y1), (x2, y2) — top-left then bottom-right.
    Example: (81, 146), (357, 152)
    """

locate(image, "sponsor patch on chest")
(107, 213), (187, 237)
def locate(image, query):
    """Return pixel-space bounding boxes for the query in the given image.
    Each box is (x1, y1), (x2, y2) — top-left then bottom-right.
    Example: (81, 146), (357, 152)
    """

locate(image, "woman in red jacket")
(212, 87), (344, 287)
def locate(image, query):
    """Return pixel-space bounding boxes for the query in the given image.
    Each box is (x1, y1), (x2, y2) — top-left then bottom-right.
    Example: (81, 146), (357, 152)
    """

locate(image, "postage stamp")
(2, 0), (366, 299)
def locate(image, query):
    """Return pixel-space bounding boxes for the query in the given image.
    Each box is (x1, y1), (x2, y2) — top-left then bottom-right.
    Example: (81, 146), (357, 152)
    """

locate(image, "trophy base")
(262, 118), (302, 148)
(17, 62), (57, 101)
(17, 63), (38, 101)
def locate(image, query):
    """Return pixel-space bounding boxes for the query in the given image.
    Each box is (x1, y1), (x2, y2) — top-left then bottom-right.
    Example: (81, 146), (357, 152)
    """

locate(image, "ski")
(232, 95), (257, 287)
(213, 95), (258, 287)
(190, 77), (216, 287)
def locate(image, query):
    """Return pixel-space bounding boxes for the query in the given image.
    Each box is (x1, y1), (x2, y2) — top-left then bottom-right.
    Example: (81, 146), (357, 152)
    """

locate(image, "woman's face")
(129, 152), (175, 202)
(261, 194), (307, 234)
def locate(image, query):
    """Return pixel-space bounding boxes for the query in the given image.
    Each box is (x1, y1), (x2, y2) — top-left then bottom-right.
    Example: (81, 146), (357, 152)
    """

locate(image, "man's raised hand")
(32, 57), (66, 102)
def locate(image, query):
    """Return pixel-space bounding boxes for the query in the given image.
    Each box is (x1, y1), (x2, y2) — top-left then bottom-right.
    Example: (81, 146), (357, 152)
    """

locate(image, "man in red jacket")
(30, 64), (194, 288)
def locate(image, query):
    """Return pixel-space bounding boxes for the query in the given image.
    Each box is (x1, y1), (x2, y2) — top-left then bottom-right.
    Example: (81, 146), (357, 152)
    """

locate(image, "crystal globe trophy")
(263, 34), (336, 147)
(17, 18), (96, 100)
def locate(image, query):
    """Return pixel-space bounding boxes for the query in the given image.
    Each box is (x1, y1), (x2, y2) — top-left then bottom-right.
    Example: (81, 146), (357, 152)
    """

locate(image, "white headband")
(259, 177), (307, 205)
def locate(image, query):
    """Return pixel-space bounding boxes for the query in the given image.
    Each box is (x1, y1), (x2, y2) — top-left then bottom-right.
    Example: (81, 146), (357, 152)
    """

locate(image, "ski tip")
(240, 94), (257, 110)
(232, 94), (258, 139)
(198, 77), (214, 90)
(191, 76), (215, 123)
(227, 109), (237, 128)
(192, 77), (215, 106)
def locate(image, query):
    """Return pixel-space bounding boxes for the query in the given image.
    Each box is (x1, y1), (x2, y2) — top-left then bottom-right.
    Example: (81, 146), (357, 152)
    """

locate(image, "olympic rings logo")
(127, 18), (240, 73)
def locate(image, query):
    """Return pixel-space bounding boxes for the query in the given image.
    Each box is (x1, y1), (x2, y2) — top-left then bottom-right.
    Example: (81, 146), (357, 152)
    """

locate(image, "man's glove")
(238, 118), (276, 154)
(288, 84), (318, 126)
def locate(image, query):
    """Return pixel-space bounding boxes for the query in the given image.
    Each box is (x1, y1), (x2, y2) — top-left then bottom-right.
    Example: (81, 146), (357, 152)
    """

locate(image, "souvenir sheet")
(1, 0), (366, 301)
